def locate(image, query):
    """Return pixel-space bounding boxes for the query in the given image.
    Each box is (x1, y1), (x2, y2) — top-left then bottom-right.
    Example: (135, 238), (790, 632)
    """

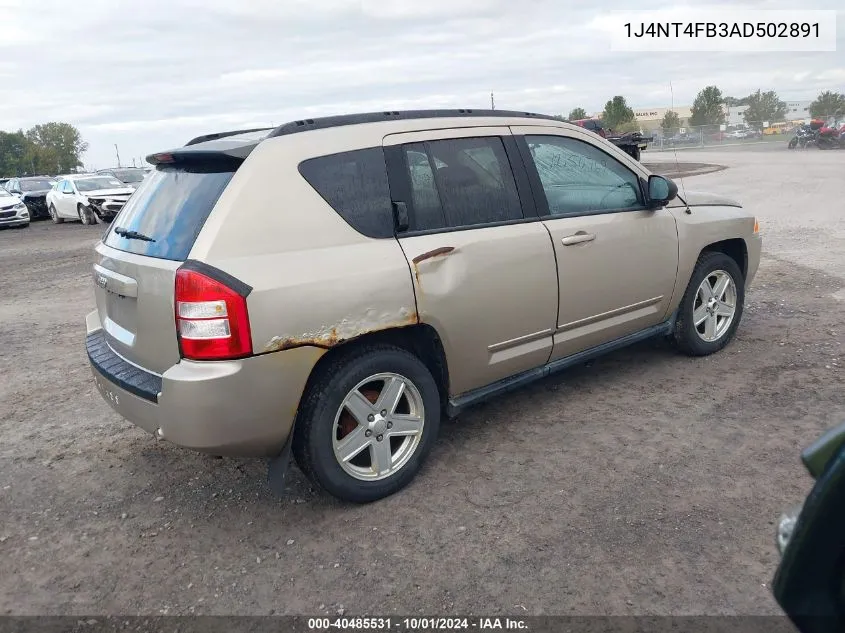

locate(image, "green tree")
(742, 90), (787, 125)
(601, 96), (634, 129)
(0, 131), (30, 176)
(24, 122), (88, 174)
(809, 90), (845, 118)
(660, 110), (681, 136)
(567, 107), (588, 120)
(690, 86), (726, 127)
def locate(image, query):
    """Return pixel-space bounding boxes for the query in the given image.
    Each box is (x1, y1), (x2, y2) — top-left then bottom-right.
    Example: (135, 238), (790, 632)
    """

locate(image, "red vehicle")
(816, 118), (845, 150)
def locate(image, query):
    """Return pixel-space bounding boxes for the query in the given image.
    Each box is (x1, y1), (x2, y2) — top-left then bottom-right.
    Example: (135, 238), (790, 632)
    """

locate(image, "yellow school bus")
(763, 122), (792, 135)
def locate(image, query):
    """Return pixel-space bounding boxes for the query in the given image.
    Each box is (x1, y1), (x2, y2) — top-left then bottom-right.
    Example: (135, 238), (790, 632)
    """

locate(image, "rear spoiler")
(185, 128), (273, 146)
(147, 128), (274, 166)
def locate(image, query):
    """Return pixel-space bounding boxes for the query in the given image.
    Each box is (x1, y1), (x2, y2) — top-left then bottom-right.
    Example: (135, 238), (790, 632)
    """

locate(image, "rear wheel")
(292, 345), (441, 503)
(78, 204), (97, 225)
(673, 251), (745, 356)
(48, 204), (64, 224)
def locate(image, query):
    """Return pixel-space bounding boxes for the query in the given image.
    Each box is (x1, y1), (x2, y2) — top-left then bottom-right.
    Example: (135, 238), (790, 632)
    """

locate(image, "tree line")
(0, 122), (88, 177)
(562, 89), (845, 136)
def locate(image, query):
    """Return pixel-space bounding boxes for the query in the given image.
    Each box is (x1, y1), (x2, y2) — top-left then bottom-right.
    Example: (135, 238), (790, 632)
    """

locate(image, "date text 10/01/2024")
(307, 617), (529, 630)
(624, 22), (820, 38)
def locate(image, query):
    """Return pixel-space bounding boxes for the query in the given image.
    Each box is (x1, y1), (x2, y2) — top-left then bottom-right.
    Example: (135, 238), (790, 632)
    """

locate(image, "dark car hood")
(678, 190), (742, 208)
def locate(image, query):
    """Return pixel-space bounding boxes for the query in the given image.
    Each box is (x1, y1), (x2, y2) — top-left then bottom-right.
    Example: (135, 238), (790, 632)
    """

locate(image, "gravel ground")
(1, 149), (844, 617)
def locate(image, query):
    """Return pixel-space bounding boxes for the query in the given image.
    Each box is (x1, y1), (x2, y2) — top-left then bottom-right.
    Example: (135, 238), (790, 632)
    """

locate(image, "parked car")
(0, 178), (10, 190)
(46, 175), (135, 225)
(668, 133), (695, 144)
(772, 420), (845, 632)
(85, 109), (762, 502)
(0, 185), (29, 228)
(96, 167), (148, 190)
(3, 176), (56, 220)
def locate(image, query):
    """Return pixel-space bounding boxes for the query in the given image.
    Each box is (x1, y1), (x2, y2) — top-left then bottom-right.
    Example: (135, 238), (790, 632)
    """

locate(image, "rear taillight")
(175, 268), (252, 361)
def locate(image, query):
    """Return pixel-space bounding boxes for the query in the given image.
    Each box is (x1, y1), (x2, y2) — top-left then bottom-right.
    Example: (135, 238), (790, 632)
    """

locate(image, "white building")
(726, 100), (812, 126)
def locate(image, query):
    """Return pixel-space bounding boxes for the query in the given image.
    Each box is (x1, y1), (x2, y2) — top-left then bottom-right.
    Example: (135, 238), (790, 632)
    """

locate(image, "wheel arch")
(701, 237), (748, 280)
(296, 323), (451, 419)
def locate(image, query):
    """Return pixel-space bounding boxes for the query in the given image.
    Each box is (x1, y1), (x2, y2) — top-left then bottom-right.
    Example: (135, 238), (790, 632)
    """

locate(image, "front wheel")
(292, 345), (441, 503)
(673, 251), (745, 356)
(78, 204), (98, 225)
(788, 138), (798, 149)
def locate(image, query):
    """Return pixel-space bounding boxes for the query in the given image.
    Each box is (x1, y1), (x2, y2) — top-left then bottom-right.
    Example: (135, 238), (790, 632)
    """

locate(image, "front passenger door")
(512, 126), (679, 361)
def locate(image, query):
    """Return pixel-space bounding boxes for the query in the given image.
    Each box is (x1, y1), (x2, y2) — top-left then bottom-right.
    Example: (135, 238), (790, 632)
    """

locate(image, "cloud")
(1, 0), (842, 168)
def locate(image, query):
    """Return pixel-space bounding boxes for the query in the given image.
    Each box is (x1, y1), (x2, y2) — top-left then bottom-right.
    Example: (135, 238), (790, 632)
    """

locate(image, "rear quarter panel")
(187, 132), (418, 354)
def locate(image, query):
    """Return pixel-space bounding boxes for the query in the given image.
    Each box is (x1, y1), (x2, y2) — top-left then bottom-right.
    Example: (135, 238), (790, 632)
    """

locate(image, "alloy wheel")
(693, 270), (737, 342)
(332, 373), (425, 482)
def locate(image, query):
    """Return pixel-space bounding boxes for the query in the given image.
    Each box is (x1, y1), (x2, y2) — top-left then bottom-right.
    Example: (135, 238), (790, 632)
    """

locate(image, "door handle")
(561, 232), (596, 246)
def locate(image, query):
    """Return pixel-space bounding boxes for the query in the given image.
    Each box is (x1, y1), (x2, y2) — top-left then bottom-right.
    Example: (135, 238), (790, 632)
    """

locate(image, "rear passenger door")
(383, 128), (559, 397)
(58, 180), (76, 217)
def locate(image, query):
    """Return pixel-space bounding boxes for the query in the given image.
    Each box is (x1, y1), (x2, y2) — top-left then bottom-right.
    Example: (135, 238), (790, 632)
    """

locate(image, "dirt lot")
(1, 149), (844, 617)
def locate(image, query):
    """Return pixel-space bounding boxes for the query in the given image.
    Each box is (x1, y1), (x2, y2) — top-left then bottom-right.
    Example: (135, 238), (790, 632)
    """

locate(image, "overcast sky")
(2, 0), (843, 168)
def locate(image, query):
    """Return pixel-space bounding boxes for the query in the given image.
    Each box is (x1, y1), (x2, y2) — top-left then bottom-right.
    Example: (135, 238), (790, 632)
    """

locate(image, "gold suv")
(85, 110), (762, 502)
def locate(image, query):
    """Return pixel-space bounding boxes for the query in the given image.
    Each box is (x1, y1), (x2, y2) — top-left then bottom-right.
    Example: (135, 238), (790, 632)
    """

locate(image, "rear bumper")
(85, 310), (324, 457)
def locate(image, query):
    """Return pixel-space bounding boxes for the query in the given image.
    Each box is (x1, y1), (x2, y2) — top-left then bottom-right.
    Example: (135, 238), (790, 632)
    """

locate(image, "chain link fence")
(644, 115), (842, 150)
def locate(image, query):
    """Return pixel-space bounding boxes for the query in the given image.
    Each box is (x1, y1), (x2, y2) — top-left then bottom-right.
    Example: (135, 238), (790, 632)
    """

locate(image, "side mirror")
(647, 175), (678, 207)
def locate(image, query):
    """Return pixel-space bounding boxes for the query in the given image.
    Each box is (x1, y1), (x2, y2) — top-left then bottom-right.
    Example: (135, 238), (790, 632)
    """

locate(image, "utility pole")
(490, 91), (495, 110)
(114, 144), (121, 168)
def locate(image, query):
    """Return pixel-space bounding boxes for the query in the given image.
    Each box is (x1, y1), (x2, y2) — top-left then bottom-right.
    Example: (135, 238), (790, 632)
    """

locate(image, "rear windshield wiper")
(114, 226), (156, 242)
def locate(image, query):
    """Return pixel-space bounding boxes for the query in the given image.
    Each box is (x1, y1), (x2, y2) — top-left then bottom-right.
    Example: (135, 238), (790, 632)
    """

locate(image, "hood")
(82, 187), (135, 197)
(678, 190), (742, 208)
(0, 195), (23, 210)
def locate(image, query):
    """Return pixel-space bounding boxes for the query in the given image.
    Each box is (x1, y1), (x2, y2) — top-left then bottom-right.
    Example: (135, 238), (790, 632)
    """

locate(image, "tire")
(78, 204), (97, 225)
(673, 251), (745, 356)
(788, 138), (797, 149)
(292, 345), (441, 503)
(629, 146), (641, 162)
(48, 204), (64, 224)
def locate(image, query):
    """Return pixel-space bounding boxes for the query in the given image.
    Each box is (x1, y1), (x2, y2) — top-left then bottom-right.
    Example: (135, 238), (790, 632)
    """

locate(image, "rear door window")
(399, 136), (524, 231)
(298, 148), (394, 238)
(103, 164), (236, 261)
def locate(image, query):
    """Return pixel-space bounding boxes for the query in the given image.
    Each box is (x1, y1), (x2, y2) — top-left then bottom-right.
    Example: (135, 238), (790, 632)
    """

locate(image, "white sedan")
(0, 186), (29, 228)
(46, 176), (135, 225)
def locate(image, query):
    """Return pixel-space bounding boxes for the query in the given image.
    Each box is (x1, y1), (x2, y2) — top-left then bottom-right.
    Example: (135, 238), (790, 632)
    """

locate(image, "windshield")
(20, 179), (54, 191)
(112, 170), (146, 183)
(76, 177), (125, 192)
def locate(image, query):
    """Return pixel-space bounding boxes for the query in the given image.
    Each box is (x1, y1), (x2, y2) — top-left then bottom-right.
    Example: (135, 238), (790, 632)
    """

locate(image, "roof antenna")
(669, 80), (690, 213)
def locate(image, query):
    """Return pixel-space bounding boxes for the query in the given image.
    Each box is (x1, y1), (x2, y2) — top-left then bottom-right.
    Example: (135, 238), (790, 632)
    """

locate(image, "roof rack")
(185, 127), (274, 146)
(267, 109), (560, 138)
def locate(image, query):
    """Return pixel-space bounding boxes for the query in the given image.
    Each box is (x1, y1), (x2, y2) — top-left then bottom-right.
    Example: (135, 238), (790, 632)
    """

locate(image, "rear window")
(298, 148), (394, 239)
(103, 164), (235, 261)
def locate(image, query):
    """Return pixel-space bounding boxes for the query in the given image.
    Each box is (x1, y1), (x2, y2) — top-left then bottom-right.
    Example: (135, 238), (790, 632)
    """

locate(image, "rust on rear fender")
(262, 307), (418, 353)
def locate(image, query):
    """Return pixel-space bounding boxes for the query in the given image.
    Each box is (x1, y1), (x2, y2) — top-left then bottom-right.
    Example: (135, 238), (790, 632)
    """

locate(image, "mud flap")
(267, 432), (294, 497)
